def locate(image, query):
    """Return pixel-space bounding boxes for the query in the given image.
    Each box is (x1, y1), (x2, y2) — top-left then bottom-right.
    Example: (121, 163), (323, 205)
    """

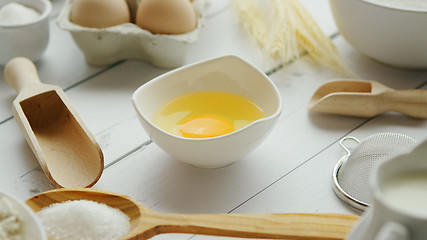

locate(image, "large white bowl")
(0, 191), (47, 240)
(132, 55), (282, 168)
(329, 0), (427, 69)
(0, 0), (51, 65)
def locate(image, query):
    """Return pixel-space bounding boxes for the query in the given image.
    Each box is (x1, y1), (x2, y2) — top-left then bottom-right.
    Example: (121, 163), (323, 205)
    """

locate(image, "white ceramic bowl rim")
(0, 190), (47, 240)
(0, 0), (52, 28)
(371, 140), (427, 220)
(361, 0), (427, 13)
(132, 55), (282, 142)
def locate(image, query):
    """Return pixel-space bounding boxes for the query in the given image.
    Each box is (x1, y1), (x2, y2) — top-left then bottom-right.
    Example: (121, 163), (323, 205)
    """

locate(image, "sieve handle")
(339, 136), (360, 156)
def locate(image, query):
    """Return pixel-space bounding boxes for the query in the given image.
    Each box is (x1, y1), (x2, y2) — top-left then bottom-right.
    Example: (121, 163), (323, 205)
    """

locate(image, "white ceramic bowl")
(0, 0), (51, 66)
(0, 191), (47, 240)
(132, 55), (282, 168)
(329, 0), (427, 69)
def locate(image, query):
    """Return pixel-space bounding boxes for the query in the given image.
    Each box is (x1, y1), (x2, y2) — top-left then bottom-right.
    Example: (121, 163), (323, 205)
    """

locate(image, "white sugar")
(37, 200), (130, 240)
(0, 3), (40, 26)
(364, 0), (427, 11)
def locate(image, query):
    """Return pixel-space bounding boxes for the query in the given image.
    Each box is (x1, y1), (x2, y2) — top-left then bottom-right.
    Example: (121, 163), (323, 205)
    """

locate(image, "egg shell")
(70, 0), (130, 28)
(56, 0), (206, 67)
(135, 0), (197, 34)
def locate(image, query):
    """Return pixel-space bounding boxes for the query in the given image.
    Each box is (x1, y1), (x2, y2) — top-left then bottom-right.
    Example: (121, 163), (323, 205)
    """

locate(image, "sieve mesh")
(335, 133), (417, 210)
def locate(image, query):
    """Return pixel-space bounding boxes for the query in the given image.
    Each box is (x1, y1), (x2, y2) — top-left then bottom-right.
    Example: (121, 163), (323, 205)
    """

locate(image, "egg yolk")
(174, 114), (234, 138)
(152, 91), (266, 139)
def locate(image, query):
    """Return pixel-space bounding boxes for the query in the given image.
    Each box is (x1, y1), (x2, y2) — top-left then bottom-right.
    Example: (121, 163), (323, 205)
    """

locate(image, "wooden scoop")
(308, 80), (427, 118)
(26, 188), (359, 240)
(4, 57), (103, 188)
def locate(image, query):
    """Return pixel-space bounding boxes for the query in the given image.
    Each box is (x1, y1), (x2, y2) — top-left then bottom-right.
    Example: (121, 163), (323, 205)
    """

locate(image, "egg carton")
(56, 0), (207, 67)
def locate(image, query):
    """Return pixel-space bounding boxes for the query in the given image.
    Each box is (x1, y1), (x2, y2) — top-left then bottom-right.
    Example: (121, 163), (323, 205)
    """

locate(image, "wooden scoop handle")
(138, 211), (359, 240)
(382, 89), (427, 118)
(4, 57), (41, 92)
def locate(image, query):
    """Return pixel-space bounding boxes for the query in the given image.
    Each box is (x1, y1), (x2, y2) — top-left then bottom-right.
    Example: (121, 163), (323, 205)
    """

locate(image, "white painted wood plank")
(0, 0), (228, 123)
(0, 0), (338, 122)
(131, 47), (427, 240)
(0, 0), (256, 198)
(0, 5), (426, 240)
(228, 116), (427, 213)
(92, 34), (427, 216)
(0, 0), (342, 181)
(300, 0), (338, 34)
(0, 13), (104, 122)
(187, 0), (339, 72)
(3, 32), (426, 203)
(0, 120), (53, 199)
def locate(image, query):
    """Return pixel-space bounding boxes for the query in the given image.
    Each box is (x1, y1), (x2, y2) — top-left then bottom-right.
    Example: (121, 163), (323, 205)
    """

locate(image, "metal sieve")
(332, 133), (417, 211)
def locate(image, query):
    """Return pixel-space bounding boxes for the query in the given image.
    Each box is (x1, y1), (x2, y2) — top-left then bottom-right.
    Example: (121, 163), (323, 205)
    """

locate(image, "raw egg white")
(152, 91), (266, 138)
(70, 0), (130, 28)
(135, 0), (197, 34)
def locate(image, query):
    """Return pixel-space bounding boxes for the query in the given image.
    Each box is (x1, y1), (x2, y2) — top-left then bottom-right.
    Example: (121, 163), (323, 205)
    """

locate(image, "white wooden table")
(1, 0), (427, 239)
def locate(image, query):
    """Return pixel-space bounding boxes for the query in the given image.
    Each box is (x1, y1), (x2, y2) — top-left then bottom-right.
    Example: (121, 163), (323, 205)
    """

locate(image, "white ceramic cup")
(350, 138), (427, 240)
(0, 0), (52, 65)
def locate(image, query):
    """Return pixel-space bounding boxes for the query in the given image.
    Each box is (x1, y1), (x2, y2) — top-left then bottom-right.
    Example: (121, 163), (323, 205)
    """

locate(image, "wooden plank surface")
(1, 1), (427, 240)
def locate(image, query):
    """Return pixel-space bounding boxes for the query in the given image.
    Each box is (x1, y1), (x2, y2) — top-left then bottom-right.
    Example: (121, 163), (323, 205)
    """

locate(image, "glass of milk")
(351, 138), (427, 240)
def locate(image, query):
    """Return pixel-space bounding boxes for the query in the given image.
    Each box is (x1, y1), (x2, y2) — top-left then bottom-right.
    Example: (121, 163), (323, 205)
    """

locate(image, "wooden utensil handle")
(143, 212), (359, 240)
(4, 57), (41, 93)
(382, 90), (427, 118)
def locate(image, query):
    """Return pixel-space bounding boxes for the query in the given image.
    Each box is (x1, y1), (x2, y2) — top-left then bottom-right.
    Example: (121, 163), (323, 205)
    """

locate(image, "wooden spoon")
(26, 188), (359, 240)
(308, 79), (427, 118)
(4, 57), (104, 188)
